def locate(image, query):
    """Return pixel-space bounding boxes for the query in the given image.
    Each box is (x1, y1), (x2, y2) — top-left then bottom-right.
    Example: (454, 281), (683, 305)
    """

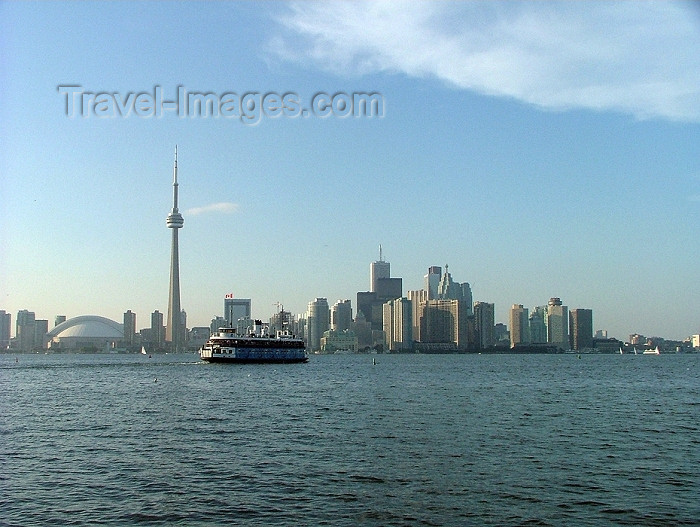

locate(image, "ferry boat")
(200, 321), (308, 364)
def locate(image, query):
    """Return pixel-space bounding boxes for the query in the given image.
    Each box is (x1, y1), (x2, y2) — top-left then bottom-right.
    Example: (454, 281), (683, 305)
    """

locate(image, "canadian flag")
(225, 293), (234, 299)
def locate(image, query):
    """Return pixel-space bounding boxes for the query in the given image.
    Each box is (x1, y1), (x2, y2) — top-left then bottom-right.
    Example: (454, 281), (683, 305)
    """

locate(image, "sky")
(1, 1), (699, 341)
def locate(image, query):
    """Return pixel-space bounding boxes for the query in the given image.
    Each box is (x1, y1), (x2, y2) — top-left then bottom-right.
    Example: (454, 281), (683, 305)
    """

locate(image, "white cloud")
(186, 202), (239, 216)
(271, 1), (700, 121)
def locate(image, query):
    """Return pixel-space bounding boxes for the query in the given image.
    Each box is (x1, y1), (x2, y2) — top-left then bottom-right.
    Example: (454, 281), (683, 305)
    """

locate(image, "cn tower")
(166, 146), (184, 352)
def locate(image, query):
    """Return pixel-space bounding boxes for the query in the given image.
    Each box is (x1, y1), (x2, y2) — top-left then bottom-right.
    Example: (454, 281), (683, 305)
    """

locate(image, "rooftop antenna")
(379, 244), (383, 262)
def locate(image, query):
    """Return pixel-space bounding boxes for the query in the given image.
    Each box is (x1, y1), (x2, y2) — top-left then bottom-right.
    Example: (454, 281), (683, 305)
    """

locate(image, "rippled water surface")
(1, 353), (698, 526)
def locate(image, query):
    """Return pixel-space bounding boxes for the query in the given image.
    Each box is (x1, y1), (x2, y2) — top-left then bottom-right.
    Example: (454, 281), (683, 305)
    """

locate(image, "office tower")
(474, 301), (495, 349)
(529, 306), (547, 343)
(224, 296), (251, 327)
(270, 308), (293, 333)
(166, 147), (185, 352)
(437, 264), (459, 299)
(407, 289), (427, 341)
(306, 298), (330, 351)
(509, 304), (530, 348)
(358, 249), (403, 331)
(570, 308), (593, 350)
(123, 310), (136, 346)
(546, 297), (569, 350)
(54, 315), (66, 327)
(16, 310), (36, 351)
(331, 299), (352, 331)
(370, 245), (390, 292)
(0, 310), (11, 349)
(424, 266), (442, 300)
(34, 319), (48, 350)
(151, 310), (164, 348)
(383, 297), (412, 351)
(419, 299), (471, 350)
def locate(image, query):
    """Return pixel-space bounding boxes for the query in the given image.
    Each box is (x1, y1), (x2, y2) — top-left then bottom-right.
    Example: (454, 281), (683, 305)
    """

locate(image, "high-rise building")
(546, 297), (569, 350)
(54, 315), (66, 327)
(0, 310), (11, 350)
(570, 308), (593, 350)
(383, 297), (413, 351)
(331, 299), (352, 331)
(151, 310), (164, 348)
(474, 301), (495, 349)
(370, 245), (390, 293)
(418, 299), (471, 350)
(123, 310), (136, 346)
(434, 265), (473, 315)
(407, 289), (427, 341)
(224, 296), (251, 327)
(166, 147), (185, 352)
(424, 266), (442, 300)
(306, 298), (330, 351)
(358, 248), (403, 331)
(16, 310), (36, 351)
(34, 319), (48, 350)
(529, 306), (547, 343)
(509, 304), (530, 348)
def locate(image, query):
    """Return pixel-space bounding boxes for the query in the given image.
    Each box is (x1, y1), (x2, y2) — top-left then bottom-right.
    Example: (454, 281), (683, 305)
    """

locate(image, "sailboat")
(141, 346), (147, 355)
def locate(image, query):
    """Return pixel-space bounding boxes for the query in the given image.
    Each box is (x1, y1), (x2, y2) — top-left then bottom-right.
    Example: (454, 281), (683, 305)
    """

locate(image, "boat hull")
(201, 356), (308, 364)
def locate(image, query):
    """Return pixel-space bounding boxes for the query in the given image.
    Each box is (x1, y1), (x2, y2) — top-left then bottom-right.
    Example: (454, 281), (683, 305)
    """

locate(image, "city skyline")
(1, 2), (699, 341)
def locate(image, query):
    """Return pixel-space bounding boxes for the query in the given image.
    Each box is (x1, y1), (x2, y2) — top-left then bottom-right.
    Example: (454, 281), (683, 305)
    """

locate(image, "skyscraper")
(166, 147), (184, 352)
(509, 304), (530, 348)
(424, 266), (441, 300)
(570, 308), (593, 350)
(546, 297), (569, 350)
(224, 296), (251, 327)
(306, 298), (330, 351)
(370, 245), (390, 293)
(382, 297), (412, 351)
(0, 310), (11, 350)
(123, 310), (136, 346)
(474, 301), (495, 349)
(331, 299), (352, 331)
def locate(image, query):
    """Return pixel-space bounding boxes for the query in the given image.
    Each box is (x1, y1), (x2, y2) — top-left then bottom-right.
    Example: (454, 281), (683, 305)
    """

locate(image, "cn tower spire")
(166, 146), (184, 352)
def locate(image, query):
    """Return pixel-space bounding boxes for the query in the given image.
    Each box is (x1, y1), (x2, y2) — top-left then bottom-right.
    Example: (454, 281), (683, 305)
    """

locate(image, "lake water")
(1, 352), (698, 526)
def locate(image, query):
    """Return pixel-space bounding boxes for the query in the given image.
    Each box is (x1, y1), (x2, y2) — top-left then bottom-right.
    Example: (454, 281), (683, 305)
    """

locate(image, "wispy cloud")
(186, 202), (239, 216)
(270, 1), (700, 121)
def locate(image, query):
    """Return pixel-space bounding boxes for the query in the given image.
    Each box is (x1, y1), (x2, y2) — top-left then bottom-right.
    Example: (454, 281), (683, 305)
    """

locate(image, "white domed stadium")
(47, 315), (124, 351)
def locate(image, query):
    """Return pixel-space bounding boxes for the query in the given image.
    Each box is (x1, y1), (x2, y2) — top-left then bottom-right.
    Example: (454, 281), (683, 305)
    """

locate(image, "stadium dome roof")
(47, 315), (124, 339)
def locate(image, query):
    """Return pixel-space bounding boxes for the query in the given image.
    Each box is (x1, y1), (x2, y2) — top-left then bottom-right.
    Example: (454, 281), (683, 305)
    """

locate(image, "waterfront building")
(320, 329), (358, 353)
(383, 297), (413, 352)
(0, 310), (11, 350)
(306, 298), (330, 351)
(546, 297), (569, 350)
(35, 319), (49, 349)
(270, 308), (294, 333)
(407, 289), (427, 341)
(16, 309), (36, 351)
(418, 299), (470, 350)
(166, 147), (185, 353)
(509, 304), (530, 348)
(46, 315), (124, 351)
(151, 310), (164, 349)
(424, 266), (442, 300)
(529, 306), (547, 343)
(331, 299), (353, 331)
(570, 308), (593, 350)
(123, 310), (136, 347)
(224, 296), (251, 327)
(474, 301), (495, 349)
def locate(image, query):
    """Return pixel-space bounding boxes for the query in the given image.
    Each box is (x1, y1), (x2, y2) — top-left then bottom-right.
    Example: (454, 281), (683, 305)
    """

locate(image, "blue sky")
(1, 1), (699, 340)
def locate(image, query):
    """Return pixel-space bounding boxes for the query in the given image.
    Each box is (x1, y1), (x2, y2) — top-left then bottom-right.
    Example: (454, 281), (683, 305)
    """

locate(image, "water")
(1, 353), (698, 526)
